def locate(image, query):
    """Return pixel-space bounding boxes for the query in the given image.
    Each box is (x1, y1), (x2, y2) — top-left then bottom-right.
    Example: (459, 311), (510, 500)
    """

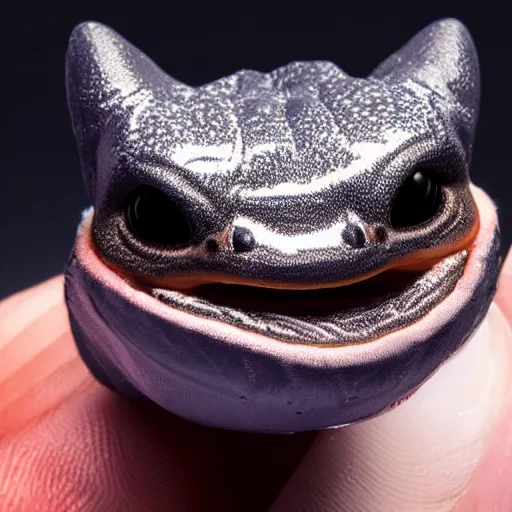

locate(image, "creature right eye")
(390, 169), (443, 229)
(124, 185), (192, 247)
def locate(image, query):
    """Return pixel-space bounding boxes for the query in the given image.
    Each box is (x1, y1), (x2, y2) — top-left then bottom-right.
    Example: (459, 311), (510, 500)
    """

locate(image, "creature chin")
(64, 186), (500, 433)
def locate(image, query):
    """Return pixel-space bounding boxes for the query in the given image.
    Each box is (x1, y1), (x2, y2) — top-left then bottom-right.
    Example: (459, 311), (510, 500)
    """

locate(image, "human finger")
(271, 249), (512, 512)
(0, 277), (313, 512)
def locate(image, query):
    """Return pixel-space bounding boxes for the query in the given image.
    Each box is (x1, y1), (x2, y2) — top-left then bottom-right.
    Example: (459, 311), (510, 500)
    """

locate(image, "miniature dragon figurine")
(64, 19), (501, 433)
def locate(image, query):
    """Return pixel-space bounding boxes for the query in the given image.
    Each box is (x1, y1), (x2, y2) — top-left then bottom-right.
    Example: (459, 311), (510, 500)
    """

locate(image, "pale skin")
(0, 247), (511, 511)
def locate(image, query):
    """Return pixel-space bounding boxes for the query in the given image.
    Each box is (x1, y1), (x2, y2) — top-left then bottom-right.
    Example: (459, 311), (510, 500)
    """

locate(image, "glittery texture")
(67, 18), (478, 290)
(153, 251), (468, 345)
(64, 197), (500, 433)
(64, 19), (501, 431)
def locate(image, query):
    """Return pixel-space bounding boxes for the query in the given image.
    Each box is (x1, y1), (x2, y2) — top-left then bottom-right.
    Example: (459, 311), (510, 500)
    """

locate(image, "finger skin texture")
(453, 248), (512, 511)
(1, 251), (511, 511)
(270, 303), (512, 512)
(495, 246), (512, 321)
(65, 187), (500, 433)
(0, 275), (63, 352)
(0, 278), (314, 512)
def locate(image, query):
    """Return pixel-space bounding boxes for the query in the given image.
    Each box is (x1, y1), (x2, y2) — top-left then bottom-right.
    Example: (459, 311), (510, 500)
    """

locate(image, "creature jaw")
(150, 254), (468, 346)
(75, 185), (495, 349)
(66, 184), (499, 432)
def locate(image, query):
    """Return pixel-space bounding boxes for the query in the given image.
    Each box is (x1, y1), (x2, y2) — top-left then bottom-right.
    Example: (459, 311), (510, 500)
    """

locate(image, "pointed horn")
(66, 22), (184, 201)
(370, 19), (480, 158)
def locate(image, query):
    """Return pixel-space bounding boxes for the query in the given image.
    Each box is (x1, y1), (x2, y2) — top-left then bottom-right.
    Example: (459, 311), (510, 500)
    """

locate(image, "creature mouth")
(151, 251), (468, 346)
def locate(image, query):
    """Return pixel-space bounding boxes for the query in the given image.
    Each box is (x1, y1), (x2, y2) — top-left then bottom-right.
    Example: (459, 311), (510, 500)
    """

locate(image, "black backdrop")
(2, 1), (511, 298)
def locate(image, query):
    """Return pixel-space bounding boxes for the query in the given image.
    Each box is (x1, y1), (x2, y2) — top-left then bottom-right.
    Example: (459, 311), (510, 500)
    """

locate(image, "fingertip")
(0, 275), (90, 438)
(0, 274), (63, 308)
(453, 393), (512, 510)
(271, 304), (512, 511)
(0, 275), (65, 349)
(453, 304), (512, 510)
(496, 245), (512, 324)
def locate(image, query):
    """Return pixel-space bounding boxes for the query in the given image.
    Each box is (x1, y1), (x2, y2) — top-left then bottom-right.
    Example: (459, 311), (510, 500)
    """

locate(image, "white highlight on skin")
(77, 207), (94, 236)
(92, 28), (140, 104)
(234, 216), (347, 253)
(126, 90), (154, 136)
(170, 118), (245, 174)
(244, 142), (287, 161)
(171, 143), (236, 173)
(240, 130), (409, 198)
(271, 305), (512, 511)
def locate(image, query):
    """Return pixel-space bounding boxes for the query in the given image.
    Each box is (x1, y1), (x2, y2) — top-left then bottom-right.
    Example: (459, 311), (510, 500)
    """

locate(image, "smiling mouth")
(151, 250), (468, 346)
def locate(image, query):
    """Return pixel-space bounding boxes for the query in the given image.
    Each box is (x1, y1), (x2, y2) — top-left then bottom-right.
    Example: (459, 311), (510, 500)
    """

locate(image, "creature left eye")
(390, 169), (443, 228)
(124, 185), (192, 247)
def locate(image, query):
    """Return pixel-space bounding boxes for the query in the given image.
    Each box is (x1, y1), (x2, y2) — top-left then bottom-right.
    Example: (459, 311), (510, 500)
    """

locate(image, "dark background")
(2, 2), (511, 299)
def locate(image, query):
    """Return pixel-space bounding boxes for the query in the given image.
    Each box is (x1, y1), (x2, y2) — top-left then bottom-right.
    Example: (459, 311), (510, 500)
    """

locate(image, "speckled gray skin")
(64, 19), (501, 432)
(72, 18), (478, 271)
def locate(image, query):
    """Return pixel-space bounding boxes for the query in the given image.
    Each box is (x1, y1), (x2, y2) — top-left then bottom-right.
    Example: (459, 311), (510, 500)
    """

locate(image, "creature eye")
(124, 185), (191, 247)
(390, 170), (443, 228)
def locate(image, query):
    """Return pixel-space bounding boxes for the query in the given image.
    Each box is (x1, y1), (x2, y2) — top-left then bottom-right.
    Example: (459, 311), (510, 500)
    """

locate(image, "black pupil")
(390, 170), (442, 228)
(125, 186), (191, 247)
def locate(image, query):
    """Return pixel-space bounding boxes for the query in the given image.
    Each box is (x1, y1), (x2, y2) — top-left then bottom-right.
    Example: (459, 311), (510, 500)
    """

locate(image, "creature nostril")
(205, 238), (219, 253)
(342, 224), (366, 249)
(374, 225), (388, 244)
(232, 226), (256, 253)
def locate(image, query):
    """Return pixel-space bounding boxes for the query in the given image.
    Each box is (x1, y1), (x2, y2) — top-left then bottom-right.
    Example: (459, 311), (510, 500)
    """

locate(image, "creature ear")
(66, 22), (185, 202)
(369, 19), (480, 157)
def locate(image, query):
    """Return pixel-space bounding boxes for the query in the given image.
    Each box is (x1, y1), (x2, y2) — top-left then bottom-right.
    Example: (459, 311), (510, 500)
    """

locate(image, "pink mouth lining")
(74, 185), (498, 370)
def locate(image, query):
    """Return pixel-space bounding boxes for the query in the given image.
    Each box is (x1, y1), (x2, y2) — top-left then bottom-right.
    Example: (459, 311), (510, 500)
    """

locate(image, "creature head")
(66, 20), (480, 289)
